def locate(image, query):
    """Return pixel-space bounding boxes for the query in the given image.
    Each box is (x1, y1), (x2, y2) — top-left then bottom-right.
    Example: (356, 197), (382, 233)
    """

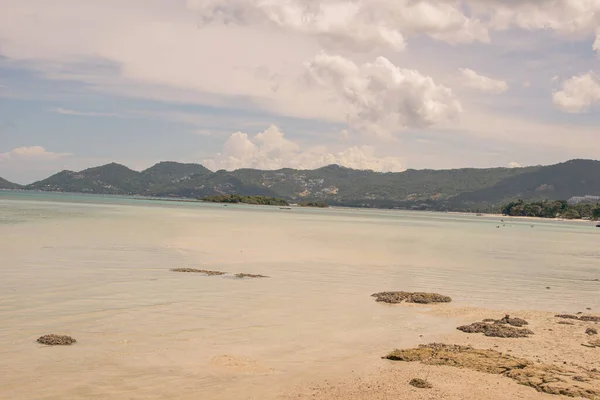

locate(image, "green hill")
(450, 159), (600, 209)
(26, 163), (144, 195)
(22, 159), (600, 212)
(141, 161), (213, 195)
(0, 177), (21, 189)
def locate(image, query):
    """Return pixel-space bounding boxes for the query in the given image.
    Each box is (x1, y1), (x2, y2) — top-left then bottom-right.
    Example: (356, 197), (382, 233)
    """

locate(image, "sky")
(1, 0), (600, 184)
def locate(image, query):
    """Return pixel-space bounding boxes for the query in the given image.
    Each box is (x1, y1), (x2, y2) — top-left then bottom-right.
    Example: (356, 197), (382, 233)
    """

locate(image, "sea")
(1, 191), (599, 399)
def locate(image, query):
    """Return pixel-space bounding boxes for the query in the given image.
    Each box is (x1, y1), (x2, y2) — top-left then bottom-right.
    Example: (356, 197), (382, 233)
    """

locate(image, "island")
(201, 194), (289, 206)
(298, 201), (329, 208)
(502, 199), (600, 220)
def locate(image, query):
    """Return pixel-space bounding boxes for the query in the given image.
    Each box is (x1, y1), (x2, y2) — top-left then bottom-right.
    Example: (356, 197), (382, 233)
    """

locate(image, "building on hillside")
(567, 195), (600, 205)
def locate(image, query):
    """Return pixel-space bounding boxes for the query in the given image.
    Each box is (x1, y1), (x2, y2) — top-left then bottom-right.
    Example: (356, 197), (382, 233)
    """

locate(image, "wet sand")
(5, 303), (598, 400)
(283, 305), (600, 400)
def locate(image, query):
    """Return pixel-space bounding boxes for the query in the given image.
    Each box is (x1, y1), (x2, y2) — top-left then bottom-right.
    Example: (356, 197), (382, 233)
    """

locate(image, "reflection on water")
(0, 191), (599, 399)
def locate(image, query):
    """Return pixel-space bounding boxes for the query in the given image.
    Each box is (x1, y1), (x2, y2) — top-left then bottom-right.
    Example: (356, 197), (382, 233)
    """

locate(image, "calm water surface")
(1, 191), (599, 399)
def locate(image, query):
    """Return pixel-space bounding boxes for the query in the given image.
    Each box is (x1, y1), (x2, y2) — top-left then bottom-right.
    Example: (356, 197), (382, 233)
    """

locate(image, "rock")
(497, 314), (529, 327)
(558, 321), (575, 325)
(580, 316), (600, 322)
(457, 322), (533, 338)
(556, 314), (579, 320)
(385, 343), (599, 399)
(586, 328), (598, 335)
(457, 316), (532, 338)
(37, 334), (76, 346)
(409, 378), (432, 389)
(585, 339), (600, 348)
(371, 291), (452, 304)
(556, 314), (600, 323)
(234, 273), (269, 279)
(171, 268), (226, 276)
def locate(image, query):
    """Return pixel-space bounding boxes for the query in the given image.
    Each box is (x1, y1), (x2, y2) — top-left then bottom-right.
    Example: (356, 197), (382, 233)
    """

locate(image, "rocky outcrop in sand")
(235, 273), (269, 279)
(409, 378), (432, 389)
(385, 343), (600, 399)
(556, 314), (600, 322)
(171, 268), (226, 276)
(37, 334), (76, 346)
(457, 315), (533, 338)
(371, 291), (452, 304)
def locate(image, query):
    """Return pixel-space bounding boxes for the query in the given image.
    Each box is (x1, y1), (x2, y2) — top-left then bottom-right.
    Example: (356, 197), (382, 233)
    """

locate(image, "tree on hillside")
(593, 206), (600, 221)
(563, 208), (580, 219)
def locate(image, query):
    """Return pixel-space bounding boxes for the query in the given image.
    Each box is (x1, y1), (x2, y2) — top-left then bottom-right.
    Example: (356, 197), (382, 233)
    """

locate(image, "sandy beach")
(2, 193), (599, 400)
(282, 304), (600, 400)
(448, 211), (598, 225)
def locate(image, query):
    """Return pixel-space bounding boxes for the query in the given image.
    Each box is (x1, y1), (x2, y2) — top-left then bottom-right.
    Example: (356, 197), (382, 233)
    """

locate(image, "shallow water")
(1, 191), (599, 399)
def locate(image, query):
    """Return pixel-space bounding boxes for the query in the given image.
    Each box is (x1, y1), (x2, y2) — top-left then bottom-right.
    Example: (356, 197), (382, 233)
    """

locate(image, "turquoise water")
(0, 190), (599, 399)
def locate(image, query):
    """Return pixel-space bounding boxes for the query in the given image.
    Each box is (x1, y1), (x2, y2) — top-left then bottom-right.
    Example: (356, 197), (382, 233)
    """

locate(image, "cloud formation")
(0, 0), (598, 127)
(0, 146), (72, 161)
(53, 108), (120, 117)
(460, 68), (508, 93)
(203, 125), (404, 172)
(304, 53), (462, 139)
(190, 0), (489, 51)
(1, 0), (600, 178)
(479, 0), (600, 35)
(553, 72), (600, 113)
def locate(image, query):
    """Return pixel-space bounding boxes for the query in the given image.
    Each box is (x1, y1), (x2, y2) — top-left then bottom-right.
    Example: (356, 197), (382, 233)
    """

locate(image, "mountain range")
(2, 159), (600, 212)
(0, 177), (22, 190)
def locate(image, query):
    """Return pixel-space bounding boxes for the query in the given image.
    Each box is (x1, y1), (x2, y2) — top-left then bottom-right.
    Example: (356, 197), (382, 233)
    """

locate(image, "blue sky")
(1, 0), (600, 184)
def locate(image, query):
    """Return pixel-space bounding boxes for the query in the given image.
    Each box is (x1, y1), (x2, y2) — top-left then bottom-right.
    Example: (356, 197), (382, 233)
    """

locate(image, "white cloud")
(508, 161), (522, 168)
(0, 0), (598, 129)
(2, 0), (600, 174)
(53, 107), (120, 117)
(0, 146), (72, 161)
(190, 0), (489, 51)
(594, 29), (600, 54)
(203, 125), (404, 172)
(460, 68), (508, 93)
(553, 72), (600, 113)
(304, 53), (462, 139)
(475, 0), (600, 36)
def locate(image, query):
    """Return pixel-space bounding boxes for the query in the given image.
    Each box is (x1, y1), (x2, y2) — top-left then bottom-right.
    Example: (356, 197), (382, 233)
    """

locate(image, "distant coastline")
(3, 190), (599, 227)
(2, 158), (600, 214)
(469, 212), (596, 224)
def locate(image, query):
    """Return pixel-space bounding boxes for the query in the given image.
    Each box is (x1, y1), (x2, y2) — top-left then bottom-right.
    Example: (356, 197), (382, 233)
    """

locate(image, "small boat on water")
(280, 207), (292, 210)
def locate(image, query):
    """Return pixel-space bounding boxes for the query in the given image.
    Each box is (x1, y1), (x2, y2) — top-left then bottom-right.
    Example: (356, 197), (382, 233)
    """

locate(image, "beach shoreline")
(448, 211), (598, 224)
(2, 194), (599, 400)
(280, 302), (600, 400)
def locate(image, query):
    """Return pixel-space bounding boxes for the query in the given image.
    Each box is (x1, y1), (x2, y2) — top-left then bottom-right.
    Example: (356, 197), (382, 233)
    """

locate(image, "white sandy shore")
(281, 304), (600, 400)
(450, 211), (597, 224)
